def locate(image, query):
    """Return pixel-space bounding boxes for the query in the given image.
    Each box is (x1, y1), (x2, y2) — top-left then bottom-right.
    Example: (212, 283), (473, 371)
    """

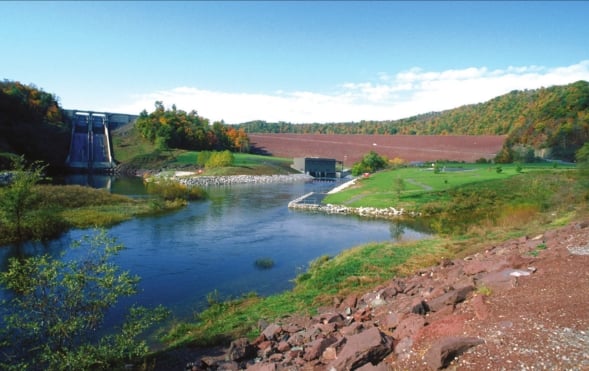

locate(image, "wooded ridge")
(238, 80), (589, 162)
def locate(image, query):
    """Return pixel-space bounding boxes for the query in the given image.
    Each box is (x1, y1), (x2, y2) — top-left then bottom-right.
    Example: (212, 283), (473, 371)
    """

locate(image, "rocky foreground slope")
(163, 221), (589, 370)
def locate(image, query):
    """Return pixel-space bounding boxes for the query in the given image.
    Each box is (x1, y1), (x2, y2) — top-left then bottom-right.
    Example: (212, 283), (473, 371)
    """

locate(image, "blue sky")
(2, 1), (589, 124)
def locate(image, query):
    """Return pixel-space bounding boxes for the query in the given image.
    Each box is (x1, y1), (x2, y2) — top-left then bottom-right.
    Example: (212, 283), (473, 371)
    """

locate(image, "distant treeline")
(237, 80), (589, 162)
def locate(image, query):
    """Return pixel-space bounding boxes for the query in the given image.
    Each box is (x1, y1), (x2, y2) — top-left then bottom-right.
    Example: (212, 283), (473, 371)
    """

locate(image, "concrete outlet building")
(293, 157), (337, 178)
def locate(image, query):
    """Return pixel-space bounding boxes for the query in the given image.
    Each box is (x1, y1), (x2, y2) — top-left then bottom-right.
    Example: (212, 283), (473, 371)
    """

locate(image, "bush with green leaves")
(576, 142), (589, 188)
(145, 177), (207, 201)
(0, 230), (169, 370)
(0, 156), (66, 243)
(206, 150), (234, 168)
(351, 151), (388, 176)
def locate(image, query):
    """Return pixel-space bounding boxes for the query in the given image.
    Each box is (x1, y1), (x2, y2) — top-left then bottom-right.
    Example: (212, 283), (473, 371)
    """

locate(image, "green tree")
(576, 142), (589, 187)
(351, 151), (388, 176)
(197, 150), (211, 168)
(393, 177), (405, 200)
(0, 156), (46, 239)
(0, 230), (169, 370)
(205, 150), (234, 168)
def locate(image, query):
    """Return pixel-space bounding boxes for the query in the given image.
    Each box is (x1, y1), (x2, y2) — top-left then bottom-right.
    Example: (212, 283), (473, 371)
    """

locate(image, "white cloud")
(111, 60), (589, 124)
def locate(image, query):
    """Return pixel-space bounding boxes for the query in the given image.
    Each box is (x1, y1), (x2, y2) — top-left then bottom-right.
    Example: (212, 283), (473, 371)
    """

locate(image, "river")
(0, 175), (430, 324)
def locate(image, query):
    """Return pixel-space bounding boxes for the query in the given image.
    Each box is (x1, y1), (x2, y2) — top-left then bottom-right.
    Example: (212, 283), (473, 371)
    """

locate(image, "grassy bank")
(160, 162), (584, 349)
(162, 237), (450, 348)
(0, 184), (189, 245)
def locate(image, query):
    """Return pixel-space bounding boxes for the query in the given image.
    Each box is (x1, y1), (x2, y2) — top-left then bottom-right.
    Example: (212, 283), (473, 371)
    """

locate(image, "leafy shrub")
(0, 230), (169, 370)
(206, 150), (234, 168)
(351, 151), (388, 176)
(146, 178), (206, 201)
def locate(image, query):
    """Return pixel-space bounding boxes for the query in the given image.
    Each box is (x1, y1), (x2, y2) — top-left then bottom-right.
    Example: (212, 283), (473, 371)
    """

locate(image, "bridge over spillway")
(65, 112), (115, 171)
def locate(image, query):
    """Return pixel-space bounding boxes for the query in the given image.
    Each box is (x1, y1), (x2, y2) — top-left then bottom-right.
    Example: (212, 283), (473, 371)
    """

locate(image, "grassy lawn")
(173, 152), (296, 175)
(324, 162), (574, 208)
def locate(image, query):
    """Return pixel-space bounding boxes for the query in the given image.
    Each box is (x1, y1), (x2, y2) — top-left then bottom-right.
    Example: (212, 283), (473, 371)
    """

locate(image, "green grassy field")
(324, 162), (574, 208)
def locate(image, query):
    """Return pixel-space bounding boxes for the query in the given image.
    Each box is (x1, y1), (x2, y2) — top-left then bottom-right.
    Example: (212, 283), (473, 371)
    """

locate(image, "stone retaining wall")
(288, 192), (417, 218)
(171, 173), (313, 187)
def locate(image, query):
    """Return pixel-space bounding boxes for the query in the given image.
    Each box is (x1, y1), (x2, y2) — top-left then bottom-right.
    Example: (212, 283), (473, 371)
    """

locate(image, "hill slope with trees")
(238, 81), (589, 162)
(0, 80), (71, 169)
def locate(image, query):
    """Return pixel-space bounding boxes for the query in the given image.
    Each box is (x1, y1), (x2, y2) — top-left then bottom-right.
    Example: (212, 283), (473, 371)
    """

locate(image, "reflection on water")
(2, 176), (431, 324)
(52, 173), (114, 190)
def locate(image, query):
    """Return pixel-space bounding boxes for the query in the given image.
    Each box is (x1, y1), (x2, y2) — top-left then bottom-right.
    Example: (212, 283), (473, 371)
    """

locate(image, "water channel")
(0, 175), (431, 324)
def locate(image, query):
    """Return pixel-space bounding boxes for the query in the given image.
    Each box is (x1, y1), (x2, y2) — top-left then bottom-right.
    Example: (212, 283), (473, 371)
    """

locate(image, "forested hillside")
(238, 81), (589, 162)
(0, 80), (71, 169)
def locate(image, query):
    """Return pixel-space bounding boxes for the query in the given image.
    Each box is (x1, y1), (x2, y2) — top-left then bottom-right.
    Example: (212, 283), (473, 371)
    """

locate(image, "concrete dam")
(65, 112), (115, 171)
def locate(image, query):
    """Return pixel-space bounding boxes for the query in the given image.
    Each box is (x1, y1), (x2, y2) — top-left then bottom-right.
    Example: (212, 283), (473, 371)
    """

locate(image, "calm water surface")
(1, 176), (430, 322)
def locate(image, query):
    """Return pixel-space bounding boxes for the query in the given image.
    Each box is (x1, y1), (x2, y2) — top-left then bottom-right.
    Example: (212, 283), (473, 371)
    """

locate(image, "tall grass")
(145, 178), (206, 201)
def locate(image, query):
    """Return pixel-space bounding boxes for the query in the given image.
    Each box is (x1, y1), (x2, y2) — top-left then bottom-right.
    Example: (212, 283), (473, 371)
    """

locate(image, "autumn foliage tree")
(135, 102), (249, 152)
(0, 80), (70, 168)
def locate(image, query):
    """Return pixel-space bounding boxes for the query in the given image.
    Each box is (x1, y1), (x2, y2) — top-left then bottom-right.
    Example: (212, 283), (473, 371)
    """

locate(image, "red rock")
(315, 322), (337, 334)
(426, 285), (474, 312)
(251, 333), (266, 346)
(424, 336), (484, 370)
(356, 361), (392, 371)
(382, 312), (401, 330)
(261, 323), (282, 340)
(378, 285), (399, 300)
(478, 269), (518, 291)
(322, 312), (344, 325)
(287, 348), (303, 359)
(303, 337), (337, 361)
(276, 340), (290, 353)
(463, 259), (508, 275)
(341, 293), (359, 310)
(257, 340), (272, 352)
(353, 307), (372, 322)
(392, 313), (426, 340)
(393, 336), (413, 355)
(227, 338), (257, 362)
(327, 327), (393, 371)
(321, 346), (337, 361)
(282, 323), (303, 333)
(340, 322), (364, 336)
(246, 362), (276, 371)
(471, 294), (489, 320)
